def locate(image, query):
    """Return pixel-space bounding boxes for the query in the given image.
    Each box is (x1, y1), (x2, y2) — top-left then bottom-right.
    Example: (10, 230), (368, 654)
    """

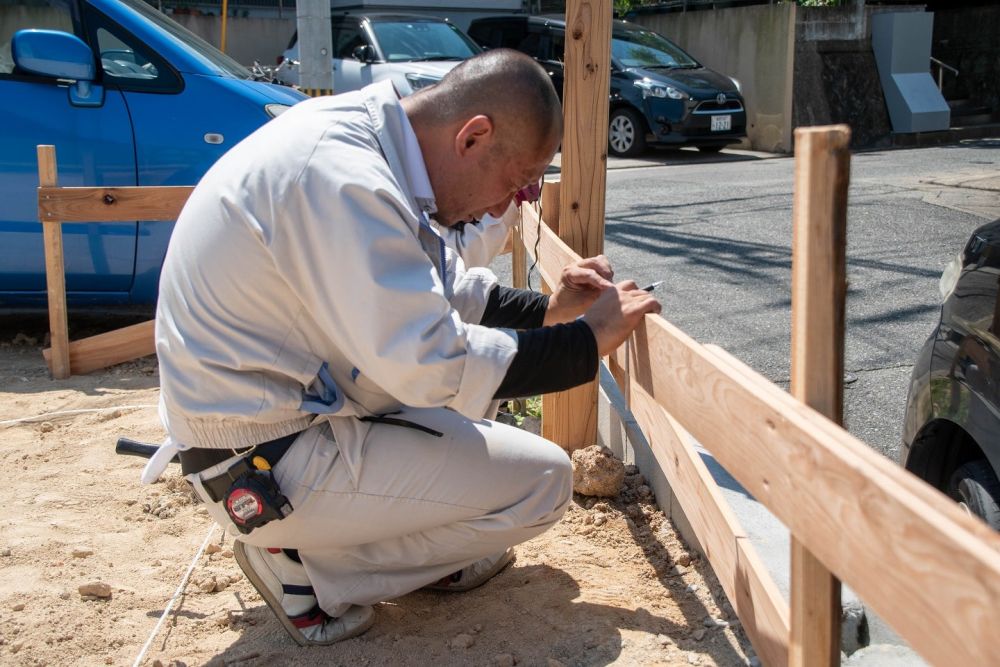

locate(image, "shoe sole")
(233, 542), (374, 646)
(425, 547), (516, 592)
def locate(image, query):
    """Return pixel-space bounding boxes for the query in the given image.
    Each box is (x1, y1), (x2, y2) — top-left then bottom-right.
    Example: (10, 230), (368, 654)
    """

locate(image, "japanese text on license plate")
(711, 115), (731, 132)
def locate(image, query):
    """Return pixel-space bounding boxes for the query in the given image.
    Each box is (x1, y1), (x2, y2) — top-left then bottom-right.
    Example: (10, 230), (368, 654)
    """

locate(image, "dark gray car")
(901, 218), (1000, 529)
(467, 15), (746, 157)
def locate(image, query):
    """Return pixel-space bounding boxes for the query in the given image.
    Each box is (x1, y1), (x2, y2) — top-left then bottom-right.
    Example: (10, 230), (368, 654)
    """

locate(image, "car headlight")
(405, 73), (441, 92)
(939, 254), (962, 301)
(265, 104), (291, 118)
(634, 78), (687, 100)
(730, 76), (742, 95)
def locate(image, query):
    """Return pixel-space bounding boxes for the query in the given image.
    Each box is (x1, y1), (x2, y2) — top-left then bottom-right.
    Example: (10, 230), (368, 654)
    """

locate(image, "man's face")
(434, 130), (556, 227)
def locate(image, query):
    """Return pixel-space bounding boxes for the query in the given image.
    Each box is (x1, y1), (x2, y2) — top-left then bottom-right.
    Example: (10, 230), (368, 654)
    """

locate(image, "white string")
(132, 523), (218, 667)
(0, 404), (157, 427)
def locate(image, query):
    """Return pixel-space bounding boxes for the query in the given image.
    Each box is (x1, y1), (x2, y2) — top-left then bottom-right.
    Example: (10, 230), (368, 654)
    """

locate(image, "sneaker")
(424, 548), (516, 592)
(233, 542), (374, 646)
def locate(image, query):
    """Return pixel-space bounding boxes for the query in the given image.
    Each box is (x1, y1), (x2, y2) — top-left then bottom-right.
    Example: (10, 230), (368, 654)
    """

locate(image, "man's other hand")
(581, 280), (662, 356)
(544, 255), (615, 325)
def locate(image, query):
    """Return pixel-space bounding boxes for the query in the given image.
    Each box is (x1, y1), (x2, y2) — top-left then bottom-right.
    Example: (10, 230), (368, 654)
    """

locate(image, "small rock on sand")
(72, 548), (94, 558)
(78, 582), (112, 599)
(450, 633), (475, 649)
(205, 543), (222, 554)
(494, 653), (515, 667)
(571, 446), (625, 497)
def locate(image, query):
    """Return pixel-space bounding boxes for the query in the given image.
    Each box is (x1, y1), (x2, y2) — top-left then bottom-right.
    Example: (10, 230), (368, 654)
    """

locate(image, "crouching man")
(148, 49), (661, 645)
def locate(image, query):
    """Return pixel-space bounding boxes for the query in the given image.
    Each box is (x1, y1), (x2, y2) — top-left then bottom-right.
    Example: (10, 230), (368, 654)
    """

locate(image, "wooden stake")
(788, 124), (851, 667)
(560, 0), (610, 259)
(37, 145), (70, 379)
(542, 0), (612, 449)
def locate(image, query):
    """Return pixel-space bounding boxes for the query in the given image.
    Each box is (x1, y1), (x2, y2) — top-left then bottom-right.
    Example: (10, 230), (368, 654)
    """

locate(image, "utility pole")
(296, 0), (333, 97)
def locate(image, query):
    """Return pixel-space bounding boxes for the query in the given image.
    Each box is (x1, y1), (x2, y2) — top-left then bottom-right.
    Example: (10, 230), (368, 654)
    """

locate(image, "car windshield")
(369, 19), (479, 62)
(118, 0), (250, 78)
(611, 27), (699, 70)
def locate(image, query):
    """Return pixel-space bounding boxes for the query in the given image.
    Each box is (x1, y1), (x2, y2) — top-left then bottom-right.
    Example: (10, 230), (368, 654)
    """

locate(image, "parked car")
(276, 13), (481, 95)
(467, 15), (746, 157)
(0, 0), (307, 308)
(901, 218), (1000, 529)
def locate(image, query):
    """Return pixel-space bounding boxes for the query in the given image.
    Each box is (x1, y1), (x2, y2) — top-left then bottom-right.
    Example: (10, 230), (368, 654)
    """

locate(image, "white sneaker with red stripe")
(424, 547), (516, 592)
(233, 542), (374, 646)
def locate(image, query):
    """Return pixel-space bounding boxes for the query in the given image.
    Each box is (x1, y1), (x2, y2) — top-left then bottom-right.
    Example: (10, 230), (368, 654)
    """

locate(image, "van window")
(96, 27), (157, 79)
(0, 0), (76, 76)
(332, 19), (364, 59)
(83, 2), (179, 92)
(547, 30), (565, 63)
(369, 19), (478, 62)
(115, 0), (249, 79)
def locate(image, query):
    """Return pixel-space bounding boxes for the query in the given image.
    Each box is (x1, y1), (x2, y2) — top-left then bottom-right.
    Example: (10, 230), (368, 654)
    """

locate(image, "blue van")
(0, 0), (307, 307)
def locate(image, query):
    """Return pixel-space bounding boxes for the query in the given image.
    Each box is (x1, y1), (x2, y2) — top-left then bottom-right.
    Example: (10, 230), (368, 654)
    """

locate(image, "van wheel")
(608, 108), (646, 157)
(949, 459), (1000, 529)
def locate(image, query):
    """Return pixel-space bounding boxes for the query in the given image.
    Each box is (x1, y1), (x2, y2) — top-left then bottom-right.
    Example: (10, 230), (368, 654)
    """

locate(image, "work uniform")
(151, 81), (586, 615)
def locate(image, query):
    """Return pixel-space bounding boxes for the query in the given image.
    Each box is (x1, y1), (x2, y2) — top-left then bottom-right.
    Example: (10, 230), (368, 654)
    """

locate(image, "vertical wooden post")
(541, 0), (611, 450)
(788, 125), (851, 667)
(37, 145), (71, 379)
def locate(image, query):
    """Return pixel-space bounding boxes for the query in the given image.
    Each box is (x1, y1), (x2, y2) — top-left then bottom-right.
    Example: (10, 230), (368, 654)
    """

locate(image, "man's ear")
(455, 115), (494, 157)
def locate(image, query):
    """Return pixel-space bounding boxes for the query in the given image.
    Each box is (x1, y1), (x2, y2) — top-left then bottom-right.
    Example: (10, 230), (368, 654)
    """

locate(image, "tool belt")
(179, 431), (299, 502)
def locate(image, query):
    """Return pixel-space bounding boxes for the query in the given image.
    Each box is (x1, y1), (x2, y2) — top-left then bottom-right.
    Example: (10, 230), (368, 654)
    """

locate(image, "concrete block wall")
(630, 4), (796, 154)
(169, 15), (294, 67)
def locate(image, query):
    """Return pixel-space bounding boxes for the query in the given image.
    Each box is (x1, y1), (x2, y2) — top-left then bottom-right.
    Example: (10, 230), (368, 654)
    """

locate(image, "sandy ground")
(0, 314), (756, 667)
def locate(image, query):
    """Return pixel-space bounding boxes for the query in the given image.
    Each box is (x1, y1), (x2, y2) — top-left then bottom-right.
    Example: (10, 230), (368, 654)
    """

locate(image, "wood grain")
(788, 125), (851, 667)
(631, 318), (1000, 667)
(42, 320), (155, 376)
(629, 379), (790, 667)
(38, 186), (193, 222)
(37, 146), (70, 379)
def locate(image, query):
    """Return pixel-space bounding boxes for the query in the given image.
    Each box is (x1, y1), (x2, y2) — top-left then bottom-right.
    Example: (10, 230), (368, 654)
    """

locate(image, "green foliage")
(505, 396), (543, 427)
(614, 0), (636, 17)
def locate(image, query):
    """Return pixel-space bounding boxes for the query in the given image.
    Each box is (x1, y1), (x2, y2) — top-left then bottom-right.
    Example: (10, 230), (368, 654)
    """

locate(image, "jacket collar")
(364, 81), (437, 216)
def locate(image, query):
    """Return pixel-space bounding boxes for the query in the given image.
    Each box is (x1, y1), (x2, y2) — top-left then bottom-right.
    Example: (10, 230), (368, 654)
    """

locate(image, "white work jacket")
(155, 81), (519, 457)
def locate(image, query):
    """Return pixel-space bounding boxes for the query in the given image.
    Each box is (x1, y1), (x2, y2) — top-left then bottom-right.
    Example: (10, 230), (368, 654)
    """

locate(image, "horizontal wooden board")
(629, 380), (789, 667)
(625, 319), (1000, 666)
(43, 320), (155, 376)
(38, 186), (192, 222)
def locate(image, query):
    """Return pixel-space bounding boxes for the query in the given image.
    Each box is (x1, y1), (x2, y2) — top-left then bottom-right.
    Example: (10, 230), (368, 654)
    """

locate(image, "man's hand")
(544, 255), (615, 325)
(581, 280), (662, 356)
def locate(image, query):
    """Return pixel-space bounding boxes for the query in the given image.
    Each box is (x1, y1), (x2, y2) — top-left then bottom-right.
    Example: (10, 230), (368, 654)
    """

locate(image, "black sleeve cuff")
(494, 319), (599, 399)
(480, 285), (550, 330)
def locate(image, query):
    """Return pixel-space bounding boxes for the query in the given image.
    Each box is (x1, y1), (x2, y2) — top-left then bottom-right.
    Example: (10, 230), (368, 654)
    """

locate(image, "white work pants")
(198, 407), (572, 615)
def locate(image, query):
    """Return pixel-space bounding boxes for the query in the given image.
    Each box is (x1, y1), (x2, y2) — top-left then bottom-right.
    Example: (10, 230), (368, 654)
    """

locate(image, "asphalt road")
(502, 137), (1000, 462)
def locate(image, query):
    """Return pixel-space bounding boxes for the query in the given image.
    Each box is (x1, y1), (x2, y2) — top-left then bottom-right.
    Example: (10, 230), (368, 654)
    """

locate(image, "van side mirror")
(12, 29), (104, 107)
(352, 44), (376, 64)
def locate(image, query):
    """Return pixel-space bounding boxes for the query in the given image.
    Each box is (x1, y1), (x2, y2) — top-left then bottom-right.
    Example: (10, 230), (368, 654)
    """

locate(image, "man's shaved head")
(410, 48), (562, 154)
(402, 49), (563, 226)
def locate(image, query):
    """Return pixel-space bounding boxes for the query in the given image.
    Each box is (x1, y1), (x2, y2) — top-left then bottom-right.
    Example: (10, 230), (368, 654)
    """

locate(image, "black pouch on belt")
(181, 432), (298, 535)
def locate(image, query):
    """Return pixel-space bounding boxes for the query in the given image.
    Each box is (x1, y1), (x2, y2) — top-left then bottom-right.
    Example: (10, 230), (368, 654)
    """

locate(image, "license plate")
(711, 115), (731, 132)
